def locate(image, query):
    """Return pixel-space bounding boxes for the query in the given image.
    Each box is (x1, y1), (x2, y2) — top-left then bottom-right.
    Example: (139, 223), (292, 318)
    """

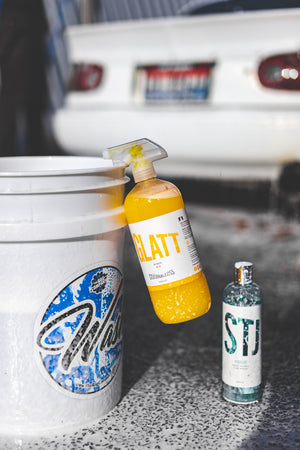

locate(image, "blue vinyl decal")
(35, 266), (123, 395)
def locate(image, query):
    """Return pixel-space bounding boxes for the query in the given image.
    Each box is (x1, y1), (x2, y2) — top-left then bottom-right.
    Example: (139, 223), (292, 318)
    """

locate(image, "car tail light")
(69, 64), (103, 91)
(258, 53), (300, 90)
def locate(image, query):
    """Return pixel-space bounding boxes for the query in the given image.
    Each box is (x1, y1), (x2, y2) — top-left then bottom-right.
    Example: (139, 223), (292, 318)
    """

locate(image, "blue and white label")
(35, 266), (123, 396)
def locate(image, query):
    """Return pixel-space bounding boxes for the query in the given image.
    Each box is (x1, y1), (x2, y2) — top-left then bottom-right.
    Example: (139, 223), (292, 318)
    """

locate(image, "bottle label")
(129, 208), (201, 288)
(222, 303), (261, 388)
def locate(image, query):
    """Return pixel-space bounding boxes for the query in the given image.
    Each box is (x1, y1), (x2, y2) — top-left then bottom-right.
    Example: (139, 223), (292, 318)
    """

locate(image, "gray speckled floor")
(1, 205), (299, 449)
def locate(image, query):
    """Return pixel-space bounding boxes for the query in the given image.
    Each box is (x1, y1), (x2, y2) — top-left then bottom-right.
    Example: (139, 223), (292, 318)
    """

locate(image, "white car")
(53, 4), (300, 180)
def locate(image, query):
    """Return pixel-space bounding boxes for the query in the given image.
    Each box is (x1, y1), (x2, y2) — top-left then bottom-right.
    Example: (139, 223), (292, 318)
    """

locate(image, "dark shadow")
(275, 162), (300, 221)
(169, 176), (272, 212)
(0, 0), (63, 157)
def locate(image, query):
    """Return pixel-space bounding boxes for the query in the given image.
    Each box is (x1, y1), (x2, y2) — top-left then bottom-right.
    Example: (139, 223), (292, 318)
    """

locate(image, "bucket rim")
(0, 156), (127, 177)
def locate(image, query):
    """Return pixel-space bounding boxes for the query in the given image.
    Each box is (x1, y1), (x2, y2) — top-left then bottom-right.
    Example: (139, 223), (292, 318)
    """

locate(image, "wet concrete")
(1, 203), (299, 449)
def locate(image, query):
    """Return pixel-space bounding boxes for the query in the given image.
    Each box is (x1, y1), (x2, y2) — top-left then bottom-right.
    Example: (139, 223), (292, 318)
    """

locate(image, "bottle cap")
(234, 261), (253, 285)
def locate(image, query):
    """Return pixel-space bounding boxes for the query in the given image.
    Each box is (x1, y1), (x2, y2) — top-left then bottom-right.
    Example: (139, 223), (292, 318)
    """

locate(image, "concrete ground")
(1, 201), (299, 449)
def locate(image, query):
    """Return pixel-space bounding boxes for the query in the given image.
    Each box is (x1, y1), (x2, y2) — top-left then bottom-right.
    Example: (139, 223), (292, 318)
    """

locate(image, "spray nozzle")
(103, 138), (168, 182)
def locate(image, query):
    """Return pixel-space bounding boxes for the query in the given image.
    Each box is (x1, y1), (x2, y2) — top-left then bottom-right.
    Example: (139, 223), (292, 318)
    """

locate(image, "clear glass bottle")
(222, 261), (263, 404)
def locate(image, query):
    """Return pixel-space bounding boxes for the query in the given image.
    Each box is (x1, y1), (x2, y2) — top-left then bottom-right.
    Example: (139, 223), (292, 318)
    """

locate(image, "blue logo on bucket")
(35, 266), (123, 395)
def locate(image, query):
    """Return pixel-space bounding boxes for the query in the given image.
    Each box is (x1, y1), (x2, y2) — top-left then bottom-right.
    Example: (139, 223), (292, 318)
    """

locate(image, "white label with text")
(222, 303), (262, 388)
(129, 208), (201, 287)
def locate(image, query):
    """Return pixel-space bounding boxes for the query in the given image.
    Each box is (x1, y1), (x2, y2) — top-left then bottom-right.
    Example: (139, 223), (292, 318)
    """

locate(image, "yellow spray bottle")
(104, 138), (211, 324)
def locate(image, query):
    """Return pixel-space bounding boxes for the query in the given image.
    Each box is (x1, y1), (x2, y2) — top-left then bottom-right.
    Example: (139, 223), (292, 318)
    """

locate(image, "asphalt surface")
(1, 201), (299, 449)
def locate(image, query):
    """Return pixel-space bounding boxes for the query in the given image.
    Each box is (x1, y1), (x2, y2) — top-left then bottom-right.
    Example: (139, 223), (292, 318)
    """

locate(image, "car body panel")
(53, 8), (300, 178)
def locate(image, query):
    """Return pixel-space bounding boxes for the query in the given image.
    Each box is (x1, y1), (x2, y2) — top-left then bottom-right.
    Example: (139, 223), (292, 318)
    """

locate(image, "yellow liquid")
(125, 178), (211, 324)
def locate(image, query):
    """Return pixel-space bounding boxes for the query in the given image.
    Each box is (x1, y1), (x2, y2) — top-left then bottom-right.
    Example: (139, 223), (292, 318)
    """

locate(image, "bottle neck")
(234, 261), (253, 286)
(132, 164), (157, 183)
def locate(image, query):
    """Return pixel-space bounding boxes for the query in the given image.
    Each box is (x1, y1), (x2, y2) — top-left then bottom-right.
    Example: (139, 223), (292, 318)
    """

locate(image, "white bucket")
(0, 156), (129, 435)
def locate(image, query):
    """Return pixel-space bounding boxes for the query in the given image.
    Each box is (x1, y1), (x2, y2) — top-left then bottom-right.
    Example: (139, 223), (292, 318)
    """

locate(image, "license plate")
(135, 63), (214, 102)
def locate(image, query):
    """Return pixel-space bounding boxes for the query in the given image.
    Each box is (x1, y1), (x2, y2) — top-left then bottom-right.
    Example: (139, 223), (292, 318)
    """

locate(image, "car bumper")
(53, 106), (300, 179)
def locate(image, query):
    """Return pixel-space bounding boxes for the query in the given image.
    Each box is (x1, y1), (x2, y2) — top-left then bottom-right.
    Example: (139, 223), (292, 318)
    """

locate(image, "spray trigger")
(103, 138), (168, 183)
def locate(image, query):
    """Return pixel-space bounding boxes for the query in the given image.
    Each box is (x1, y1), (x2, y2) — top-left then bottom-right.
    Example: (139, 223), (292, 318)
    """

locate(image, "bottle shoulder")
(223, 282), (263, 306)
(126, 177), (182, 199)
(124, 177), (185, 223)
